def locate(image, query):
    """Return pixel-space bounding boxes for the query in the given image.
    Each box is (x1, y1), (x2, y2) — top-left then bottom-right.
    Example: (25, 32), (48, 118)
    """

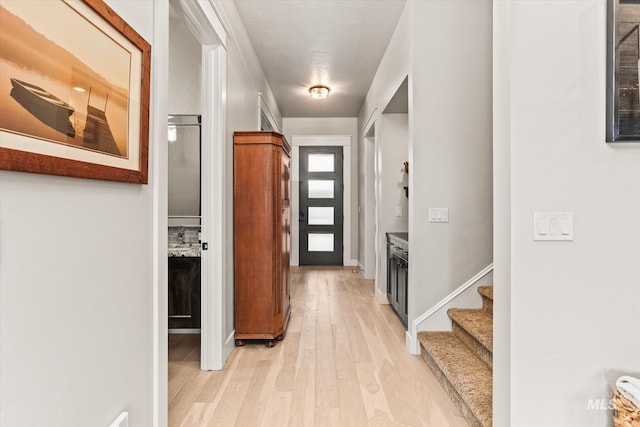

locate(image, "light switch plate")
(396, 206), (403, 217)
(534, 212), (573, 241)
(429, 208), (449, 223)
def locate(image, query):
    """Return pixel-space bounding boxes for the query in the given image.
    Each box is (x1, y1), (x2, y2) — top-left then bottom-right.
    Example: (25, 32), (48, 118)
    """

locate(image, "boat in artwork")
(9, 77), (76, 137)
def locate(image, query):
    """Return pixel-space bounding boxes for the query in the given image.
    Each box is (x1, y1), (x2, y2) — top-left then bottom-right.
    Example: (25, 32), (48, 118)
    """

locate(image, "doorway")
(168, 0), (228, 372)
(299, 146), (344, 265)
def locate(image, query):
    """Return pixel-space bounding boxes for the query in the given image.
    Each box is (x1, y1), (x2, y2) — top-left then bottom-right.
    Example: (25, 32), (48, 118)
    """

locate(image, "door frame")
(291, 135), (354, 267)
(363, 122), (378, 282)
(169, 0), (229, 372)
(299, 145), (345, 265)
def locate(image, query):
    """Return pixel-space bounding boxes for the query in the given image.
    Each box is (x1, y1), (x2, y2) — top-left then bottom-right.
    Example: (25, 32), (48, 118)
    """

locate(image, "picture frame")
(0, 0), (151, 183)
(607, 0), (640, 142)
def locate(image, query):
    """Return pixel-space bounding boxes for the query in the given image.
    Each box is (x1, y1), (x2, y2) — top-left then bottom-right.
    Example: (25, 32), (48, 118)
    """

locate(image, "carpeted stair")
(417, 285), (493, 427)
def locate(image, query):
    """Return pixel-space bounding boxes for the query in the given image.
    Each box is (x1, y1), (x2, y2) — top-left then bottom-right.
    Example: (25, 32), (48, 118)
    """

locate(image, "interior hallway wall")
(494, 1), (640, 425)
(0, 1), (165, 425)
(169, 5), (201, 114)
(357, 0), (493, 323)
(211, 0), (282, 353)
(408, 0), (493, 324)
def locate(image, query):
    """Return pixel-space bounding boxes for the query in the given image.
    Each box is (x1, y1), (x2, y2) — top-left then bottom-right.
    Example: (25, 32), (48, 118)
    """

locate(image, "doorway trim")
(363, 122), (378, 282)
(153, 3), (170, 426)
(167, 0), (228, 372)
(291, 135), (355, 267)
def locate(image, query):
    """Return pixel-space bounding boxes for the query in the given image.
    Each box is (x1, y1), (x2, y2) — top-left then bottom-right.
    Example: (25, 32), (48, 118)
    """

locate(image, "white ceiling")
(234, 0), (407, 118)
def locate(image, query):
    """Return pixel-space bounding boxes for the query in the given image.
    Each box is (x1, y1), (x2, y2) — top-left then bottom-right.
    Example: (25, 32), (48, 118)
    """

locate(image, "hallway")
(168, 267), (468, 426)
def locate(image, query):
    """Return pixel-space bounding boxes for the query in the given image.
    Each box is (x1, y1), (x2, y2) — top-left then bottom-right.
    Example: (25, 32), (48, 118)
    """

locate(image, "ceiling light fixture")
(309, 85), (330, 99)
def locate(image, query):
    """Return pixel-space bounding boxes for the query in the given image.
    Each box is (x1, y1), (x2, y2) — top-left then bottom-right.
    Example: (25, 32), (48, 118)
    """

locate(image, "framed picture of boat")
(607, 0), (640, 142)
(0, 0), (151, 183)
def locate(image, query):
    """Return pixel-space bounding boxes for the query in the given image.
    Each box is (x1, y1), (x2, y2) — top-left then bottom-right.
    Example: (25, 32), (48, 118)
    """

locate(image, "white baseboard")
(344, 258), (359, 267)
(406, 263), (493, 356)
(109, 412), (129, 427)
(406, 331), (420, 355)
(411, 264), (493, 334)
(223, 329), (236, 366)
(375, 287), (389, 304)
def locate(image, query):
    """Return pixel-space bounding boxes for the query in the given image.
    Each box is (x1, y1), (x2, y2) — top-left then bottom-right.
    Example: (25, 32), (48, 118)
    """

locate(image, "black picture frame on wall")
(607, 0), (640, 142)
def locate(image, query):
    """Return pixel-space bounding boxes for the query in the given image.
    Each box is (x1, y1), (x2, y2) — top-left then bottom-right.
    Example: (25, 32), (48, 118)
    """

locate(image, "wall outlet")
(429, 208), (449, 223)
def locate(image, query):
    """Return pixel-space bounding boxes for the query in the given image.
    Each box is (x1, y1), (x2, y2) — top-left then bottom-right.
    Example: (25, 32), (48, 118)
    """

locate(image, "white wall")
(211, 0), (282, 348)
(0, 1), (165, 426)
(377, 113), (409, 292)
(408, 0), (493, 324)
(357, 0), (493, 327)
(357, 2), (411, 287)
(169, 8), (201, 114)
(282, 117), (359, 263)
(495, 1), (640, 426)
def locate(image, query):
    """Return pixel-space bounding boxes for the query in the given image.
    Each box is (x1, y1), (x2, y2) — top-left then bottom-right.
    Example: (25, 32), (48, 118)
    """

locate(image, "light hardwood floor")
(168, 266), (469, 427)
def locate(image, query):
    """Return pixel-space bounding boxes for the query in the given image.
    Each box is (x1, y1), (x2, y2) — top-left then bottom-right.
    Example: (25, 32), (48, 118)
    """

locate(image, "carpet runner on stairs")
(417, 285), (493, 427)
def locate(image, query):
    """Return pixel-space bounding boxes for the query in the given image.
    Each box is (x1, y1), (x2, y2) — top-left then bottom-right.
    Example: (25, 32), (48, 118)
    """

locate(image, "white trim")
(171, 0), (228, 372)
(224, 329), (236, 362)
(170, 0), (226, 47)
(257, 93), (281, 133)
(411, 263), (494, 330)
(407, 263), (494, 355)
(406, 331), (419, 355)
(375, 287), (388, 305)
(290, 136), (352, 267)
(342, 147), (352, 266)
(109, 412), (129, 427)
(200, 43), (227, 371)
(362, 121), (378, 282)
(293, 135), (351, 146)
(362, 107), (379, 135)
(168, 328), (201, 334)
(291, 146), (300, 266)
(152, 2), (169, 427)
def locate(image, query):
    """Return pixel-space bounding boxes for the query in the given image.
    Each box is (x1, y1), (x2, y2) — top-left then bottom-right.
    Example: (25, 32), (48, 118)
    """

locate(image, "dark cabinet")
(233, 131), (291, 347)
(168, 256), (201, 329)
(387, 233), (408, 327)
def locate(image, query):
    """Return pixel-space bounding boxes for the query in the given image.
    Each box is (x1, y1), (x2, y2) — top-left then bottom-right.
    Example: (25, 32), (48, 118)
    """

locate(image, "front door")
(299, 146), (343, 265)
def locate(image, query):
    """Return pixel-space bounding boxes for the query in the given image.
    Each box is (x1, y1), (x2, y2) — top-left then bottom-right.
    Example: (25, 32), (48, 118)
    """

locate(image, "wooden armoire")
(233, 131), (291, 347)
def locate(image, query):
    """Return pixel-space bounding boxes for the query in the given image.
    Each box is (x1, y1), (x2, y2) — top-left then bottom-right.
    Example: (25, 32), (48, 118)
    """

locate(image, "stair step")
(448, 308), (493, 368)
(478, 286), (493, 314)
(477, 286), (493, 301)
(418, 331), (493, 427)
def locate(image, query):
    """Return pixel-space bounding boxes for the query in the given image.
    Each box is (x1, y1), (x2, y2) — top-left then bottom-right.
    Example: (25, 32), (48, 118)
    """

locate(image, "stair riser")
(452, 322), (493, 369)
(482, 296), (493, 315)
(420, 347), (485, 427)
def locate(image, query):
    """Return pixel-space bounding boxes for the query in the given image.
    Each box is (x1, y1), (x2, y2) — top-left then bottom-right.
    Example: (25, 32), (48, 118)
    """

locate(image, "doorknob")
(299, 210), (305, 222)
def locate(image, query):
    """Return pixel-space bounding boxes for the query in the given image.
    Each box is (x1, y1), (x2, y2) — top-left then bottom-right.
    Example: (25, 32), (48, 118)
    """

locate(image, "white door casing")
(167, 0), (228, 374)
(291, 135), (354, 267)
